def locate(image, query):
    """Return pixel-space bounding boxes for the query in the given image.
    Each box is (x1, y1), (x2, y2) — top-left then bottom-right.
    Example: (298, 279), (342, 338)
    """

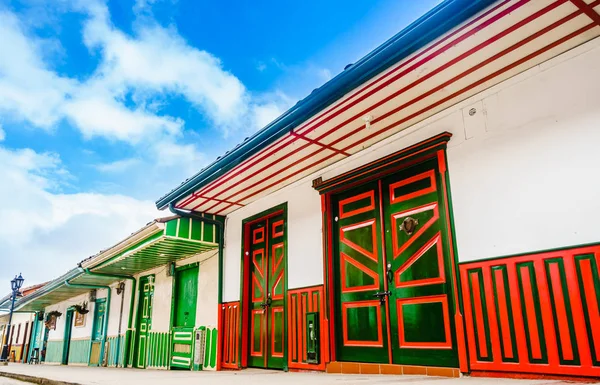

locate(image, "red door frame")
(314, 132), (468, 372)
(239, 205), (287, 369)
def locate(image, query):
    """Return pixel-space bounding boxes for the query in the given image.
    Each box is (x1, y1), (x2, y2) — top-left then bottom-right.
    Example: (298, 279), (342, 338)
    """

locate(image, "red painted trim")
(271, 243), (284, 275)
(519, 264), (542, 360)
(396, 295), (452, 349)
(378, 179), (393, 364)
(340, 219), (378, 263)
(272, 220), (284, 238)
(204, 1), (589, 215)
(250, 310), (264, 357)
(547, 262), (574, 361)
(251, 275), (264, 302)
(177, 0), (514, 210)
(290, 131), (350, 156)
(270, 270), (284, 300)
(578, 259), (600, 362)
(220, 302), (241, 369)
(395, 232), (445, 288)
(338, 190), (376, 219)
(340, 252), (380, 293)
(253, 227), (265, 244)
(493, 268), (514, 359)
(389, 170), (436, 204)
(252, 249), (265, 278)
(391, 202), (440, 259)
(570, 0), (600, 26)
(470, 271), (489, 359)
(341, 300), (384, 347)
(217, 303), (222, 371)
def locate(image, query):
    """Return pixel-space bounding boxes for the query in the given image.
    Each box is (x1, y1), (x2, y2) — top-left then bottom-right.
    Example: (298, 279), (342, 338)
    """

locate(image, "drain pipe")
(81, 268), (137, 368)
(168, 203), (225, 370)
(65, 271), (111, 367)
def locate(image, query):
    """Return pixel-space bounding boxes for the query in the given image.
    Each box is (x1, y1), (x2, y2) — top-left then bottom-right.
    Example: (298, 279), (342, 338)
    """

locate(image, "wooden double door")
(134, 275), (154, 368)
(247, 212), (286, 369)
(332, 157), (459, 367)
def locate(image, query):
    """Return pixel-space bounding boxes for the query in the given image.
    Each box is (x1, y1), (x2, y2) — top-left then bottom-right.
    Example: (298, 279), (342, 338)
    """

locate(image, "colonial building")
(15, 216), (221, 371)
(154, 0), (600, 379)
(9, 0), (600, 380)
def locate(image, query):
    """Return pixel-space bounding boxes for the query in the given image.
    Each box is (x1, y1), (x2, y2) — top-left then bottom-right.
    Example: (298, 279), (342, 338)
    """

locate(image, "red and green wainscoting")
(219, 301), (240, 369)
(460, 244), (600, 378)
(288, 286), (328, 371)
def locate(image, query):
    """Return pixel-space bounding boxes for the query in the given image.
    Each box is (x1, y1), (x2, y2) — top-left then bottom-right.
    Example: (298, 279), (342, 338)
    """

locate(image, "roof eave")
(155, 0), (498, 210)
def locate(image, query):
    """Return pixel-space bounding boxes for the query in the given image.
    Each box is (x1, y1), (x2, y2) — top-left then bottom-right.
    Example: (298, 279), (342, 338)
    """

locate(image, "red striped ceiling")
(177, 0), (600, 216)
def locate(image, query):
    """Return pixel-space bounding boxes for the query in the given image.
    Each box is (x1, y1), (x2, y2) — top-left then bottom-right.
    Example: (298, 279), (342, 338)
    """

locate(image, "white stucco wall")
(221, 37), (600, 302)
(45, 291), (97, 342)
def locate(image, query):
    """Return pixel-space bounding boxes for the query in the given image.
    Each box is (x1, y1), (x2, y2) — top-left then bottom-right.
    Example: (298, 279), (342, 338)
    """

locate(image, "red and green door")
(332, 157), (459, 367)
(247, 212), (286, 369)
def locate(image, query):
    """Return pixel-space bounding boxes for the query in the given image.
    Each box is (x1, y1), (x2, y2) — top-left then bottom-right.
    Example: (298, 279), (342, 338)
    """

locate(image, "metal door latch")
(373, 291), (391, 304)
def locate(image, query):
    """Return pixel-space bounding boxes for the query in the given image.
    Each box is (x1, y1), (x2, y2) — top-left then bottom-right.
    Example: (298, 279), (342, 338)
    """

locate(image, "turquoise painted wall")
(45, 341), (63, 363)
(106, 335), (125, 367)
(68, 339), (91, 365)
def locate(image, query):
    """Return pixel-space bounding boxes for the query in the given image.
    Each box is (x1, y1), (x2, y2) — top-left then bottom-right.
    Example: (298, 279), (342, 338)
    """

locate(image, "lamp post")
(0, 274), (24, 362)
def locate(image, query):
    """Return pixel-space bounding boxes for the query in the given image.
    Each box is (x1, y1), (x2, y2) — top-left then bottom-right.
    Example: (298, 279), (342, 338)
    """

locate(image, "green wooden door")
(134, 276), (154, 368)
(247, 213), (286, 369)
(171, 265), (198, 370)
(332, 158), (458, 367)
(62, 310), (74, 365)
(382, 158), (458, 367)
(332, 181), (389, 363)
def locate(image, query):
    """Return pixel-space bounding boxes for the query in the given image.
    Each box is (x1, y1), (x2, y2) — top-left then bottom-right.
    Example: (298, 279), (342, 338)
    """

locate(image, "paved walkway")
(0, 364), (596, 385)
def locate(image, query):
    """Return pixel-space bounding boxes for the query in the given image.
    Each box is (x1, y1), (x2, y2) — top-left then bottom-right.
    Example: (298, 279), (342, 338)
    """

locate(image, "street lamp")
(0, 274), (24, 362)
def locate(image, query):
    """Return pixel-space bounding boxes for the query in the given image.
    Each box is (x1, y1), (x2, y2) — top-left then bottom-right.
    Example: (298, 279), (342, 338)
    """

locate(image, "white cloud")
(94, 157), (141, 173)
(0, 144), (162, 285)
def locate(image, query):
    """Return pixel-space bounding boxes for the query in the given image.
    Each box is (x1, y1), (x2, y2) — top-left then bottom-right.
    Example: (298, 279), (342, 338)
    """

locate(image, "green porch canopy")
(15, 215), (222, 313)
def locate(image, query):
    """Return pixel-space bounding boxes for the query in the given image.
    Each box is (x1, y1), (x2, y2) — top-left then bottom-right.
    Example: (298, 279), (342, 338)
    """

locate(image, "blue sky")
(0, 0), (440, 287)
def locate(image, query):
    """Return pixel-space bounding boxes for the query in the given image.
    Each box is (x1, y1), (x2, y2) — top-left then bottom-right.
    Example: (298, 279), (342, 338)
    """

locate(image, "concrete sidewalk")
(0, 364), (594, 385)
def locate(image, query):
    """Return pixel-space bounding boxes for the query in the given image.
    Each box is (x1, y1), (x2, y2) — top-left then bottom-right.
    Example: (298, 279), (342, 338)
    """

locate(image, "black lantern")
(11, 273), (24, 292)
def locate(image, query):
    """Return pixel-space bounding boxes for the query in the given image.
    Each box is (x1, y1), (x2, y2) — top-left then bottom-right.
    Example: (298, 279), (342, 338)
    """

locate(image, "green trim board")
(202, 327), (218, 370)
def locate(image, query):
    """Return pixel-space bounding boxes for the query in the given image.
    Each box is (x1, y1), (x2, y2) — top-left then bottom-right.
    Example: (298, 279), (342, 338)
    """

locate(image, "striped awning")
(15, 215), (222, 312)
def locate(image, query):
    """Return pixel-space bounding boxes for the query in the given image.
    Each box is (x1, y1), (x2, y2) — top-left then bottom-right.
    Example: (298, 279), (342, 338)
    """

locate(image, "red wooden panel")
(287, 285), (327, 371)
(460, 244), (600, 378)
(220, 301), (240, 369)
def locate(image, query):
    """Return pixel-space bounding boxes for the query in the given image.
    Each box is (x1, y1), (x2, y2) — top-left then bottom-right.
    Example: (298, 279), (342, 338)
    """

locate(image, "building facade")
(10, 0), (600, 380)
(156, 0), (600, 379)
(16, 216), (221, 371)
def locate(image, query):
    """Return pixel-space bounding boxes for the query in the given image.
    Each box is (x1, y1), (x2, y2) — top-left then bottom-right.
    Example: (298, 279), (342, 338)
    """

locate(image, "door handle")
(386, 263), (393, 284)
(373, 291), (391, 304)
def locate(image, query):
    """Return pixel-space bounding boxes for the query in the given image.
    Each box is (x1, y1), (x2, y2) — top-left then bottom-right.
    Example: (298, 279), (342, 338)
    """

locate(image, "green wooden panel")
(178, 218), (191, 239)
(332, 181), (389, 364)
(92, 299), (107, 341)
(383, 157), (458, 367)
(166, 220), (178, 236)
(67, 339), (91, 364)
(147, 331), (171, 369)
(45, 340), (64, 363)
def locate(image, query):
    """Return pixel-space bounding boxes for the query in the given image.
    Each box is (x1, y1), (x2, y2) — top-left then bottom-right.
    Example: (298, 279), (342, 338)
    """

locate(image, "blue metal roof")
(156, 0), (499, 210)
